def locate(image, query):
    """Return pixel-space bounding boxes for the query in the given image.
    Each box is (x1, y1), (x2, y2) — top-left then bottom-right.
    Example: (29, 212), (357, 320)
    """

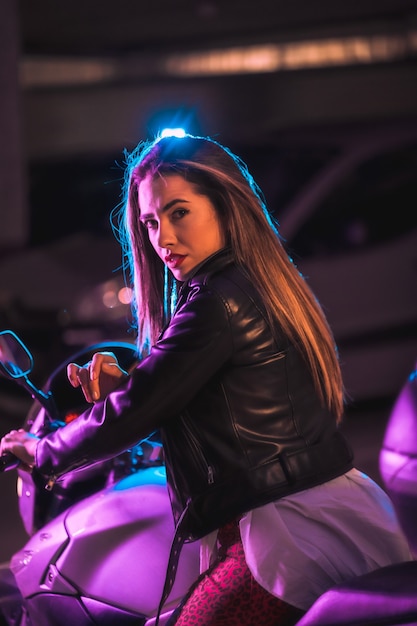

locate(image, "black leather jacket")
(36, 248), (353, 540)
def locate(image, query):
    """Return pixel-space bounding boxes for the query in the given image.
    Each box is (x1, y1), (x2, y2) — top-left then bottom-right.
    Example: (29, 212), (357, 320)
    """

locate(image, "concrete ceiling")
(18, 0), (417, 57)
(15, 0), (417, 162)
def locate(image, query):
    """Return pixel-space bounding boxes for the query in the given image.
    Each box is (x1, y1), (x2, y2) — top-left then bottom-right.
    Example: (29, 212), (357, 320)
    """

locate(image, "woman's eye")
(172, 209), (188, 220)
(142, 219), (157, 230)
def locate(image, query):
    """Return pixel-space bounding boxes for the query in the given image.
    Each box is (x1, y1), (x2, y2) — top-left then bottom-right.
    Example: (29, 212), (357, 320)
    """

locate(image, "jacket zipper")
(182, 416), (215, 485)
(44, 457), (89, 491)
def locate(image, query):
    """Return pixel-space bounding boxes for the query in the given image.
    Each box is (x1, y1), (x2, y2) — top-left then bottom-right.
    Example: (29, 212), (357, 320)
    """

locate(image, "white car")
(274, 123), (417, 404)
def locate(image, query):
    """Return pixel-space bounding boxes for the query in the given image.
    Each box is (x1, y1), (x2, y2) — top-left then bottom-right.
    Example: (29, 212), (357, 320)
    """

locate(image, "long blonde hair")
(112, 134), (345, 420)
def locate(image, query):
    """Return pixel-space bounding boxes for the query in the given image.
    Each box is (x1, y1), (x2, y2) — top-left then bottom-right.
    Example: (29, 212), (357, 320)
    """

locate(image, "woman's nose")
(157, 221), (176, 249)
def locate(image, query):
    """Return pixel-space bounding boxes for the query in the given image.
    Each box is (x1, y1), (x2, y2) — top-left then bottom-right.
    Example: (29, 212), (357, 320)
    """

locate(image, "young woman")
(1, 133), (411, 625)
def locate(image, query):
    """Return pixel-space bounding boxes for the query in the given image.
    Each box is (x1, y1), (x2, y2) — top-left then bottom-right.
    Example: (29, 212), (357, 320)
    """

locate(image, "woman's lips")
(165, 254), (186, 269)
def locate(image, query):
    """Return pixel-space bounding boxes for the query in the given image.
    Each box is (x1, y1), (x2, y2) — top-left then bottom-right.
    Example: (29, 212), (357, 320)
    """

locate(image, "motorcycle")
(0, 330), (200, 626)
(296, 359), (417, 626)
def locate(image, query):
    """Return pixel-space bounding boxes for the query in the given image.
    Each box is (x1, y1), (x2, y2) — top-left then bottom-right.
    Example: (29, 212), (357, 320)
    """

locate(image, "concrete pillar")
(0, 0), (28, 254)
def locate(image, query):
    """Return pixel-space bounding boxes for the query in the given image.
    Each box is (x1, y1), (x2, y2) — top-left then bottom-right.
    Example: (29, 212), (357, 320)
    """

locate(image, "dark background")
(1, 0), (417, 562)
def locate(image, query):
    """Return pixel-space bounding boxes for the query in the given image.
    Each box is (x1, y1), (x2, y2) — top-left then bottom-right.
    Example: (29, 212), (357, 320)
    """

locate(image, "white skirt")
(200, 469), (413, 610)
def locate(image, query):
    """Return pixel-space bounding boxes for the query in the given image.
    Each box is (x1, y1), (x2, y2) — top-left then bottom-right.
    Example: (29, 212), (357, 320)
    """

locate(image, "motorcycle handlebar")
(0, 452), (20, 472)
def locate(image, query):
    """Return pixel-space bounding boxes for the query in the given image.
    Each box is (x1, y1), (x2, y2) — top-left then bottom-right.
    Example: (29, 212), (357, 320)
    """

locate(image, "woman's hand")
(67, 351), (129, 403)
(0, 429), (39, 472)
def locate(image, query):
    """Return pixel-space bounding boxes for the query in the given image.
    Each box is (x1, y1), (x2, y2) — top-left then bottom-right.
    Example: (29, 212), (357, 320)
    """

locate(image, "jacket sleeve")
(35, 285), (233, 477)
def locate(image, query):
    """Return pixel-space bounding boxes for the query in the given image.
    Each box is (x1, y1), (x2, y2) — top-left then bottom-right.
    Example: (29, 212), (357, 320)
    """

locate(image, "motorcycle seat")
(296, 559), (417, 626)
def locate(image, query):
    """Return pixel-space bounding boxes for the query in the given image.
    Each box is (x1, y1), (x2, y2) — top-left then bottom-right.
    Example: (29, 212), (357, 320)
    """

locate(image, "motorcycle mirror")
(0, 330), (34, 379)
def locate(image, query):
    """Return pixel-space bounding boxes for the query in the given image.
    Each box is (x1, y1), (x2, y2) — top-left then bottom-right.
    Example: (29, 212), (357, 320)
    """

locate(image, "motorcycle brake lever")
(0, 452), (20, 472)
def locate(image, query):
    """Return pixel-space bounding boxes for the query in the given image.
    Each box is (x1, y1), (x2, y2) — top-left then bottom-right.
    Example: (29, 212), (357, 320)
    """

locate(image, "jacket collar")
(186, 247), (234, 284)
(174, 248), (234, 310)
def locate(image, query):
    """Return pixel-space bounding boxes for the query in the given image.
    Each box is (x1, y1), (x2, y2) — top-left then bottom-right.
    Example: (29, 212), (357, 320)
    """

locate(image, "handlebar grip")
(0, 452), (20, 472)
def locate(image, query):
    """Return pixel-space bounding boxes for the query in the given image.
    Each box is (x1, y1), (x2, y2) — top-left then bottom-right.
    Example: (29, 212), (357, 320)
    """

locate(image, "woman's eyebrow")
(140, 198), (190, 220)
(162, 198), (189, 212)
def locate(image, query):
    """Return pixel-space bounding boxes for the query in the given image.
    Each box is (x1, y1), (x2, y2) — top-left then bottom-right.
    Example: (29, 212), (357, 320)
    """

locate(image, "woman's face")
(138, 173), (226, 281)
